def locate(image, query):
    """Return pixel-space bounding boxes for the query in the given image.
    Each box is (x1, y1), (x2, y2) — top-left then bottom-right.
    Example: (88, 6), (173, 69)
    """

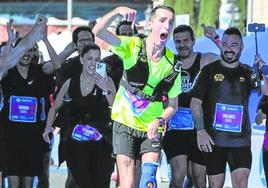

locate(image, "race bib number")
(72, 124), (102, 142)
(168, 107), (194, 130)
(9, 96), (37, 123)
(123, 89), (150, 117)
(213, 103), (243, 132)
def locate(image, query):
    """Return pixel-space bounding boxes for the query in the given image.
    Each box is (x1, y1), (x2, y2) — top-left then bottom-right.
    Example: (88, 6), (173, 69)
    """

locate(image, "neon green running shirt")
(110, 36), (181, 131)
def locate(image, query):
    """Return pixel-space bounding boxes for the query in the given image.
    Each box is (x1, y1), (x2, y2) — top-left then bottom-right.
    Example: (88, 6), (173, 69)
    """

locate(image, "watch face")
(102, 89), (112, 96)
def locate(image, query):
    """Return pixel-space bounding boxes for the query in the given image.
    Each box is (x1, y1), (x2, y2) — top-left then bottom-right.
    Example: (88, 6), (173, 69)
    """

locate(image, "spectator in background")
(54, 26), (95, 88)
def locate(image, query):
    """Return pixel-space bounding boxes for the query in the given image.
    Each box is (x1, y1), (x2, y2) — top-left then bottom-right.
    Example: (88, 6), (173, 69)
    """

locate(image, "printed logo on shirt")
(214, 74), (224, 81)
(181, 75), (192, 93)
(239, 77), (245, 82)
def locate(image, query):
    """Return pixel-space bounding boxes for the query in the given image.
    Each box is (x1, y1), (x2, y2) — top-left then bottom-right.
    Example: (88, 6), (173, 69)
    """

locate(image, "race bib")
(9, 96), (37, 123)
(168, 107), (194, 130)
(213, 103), (243, 132)
(72, 124), (102, 142)
(122, 89), (150, 117)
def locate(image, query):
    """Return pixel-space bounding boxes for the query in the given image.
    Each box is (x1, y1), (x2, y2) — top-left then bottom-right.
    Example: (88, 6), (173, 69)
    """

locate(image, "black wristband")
(156, 117), (166, 127)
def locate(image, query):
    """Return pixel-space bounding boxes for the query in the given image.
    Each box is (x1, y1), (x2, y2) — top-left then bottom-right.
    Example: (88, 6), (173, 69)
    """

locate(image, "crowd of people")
(0, 4), (268, 188)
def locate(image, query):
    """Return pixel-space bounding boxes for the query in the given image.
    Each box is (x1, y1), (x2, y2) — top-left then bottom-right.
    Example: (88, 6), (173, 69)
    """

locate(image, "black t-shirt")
(191, 61), (255, 147)
(178, 53), (201, 108)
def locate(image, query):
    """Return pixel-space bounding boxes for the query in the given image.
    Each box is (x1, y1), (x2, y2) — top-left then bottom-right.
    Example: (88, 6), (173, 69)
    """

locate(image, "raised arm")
(0, 19), (16, 79)
(41, 23), (62, 74)
(0, 15), (46, 78)
(43, 79), (70, 143)
(93, 6), (136, 47)
(57, 42), (77, 64)
(202, 24), (222, 50)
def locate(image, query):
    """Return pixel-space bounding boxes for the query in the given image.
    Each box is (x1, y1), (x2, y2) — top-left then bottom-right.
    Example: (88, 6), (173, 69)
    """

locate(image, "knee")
(192, 174), (206, 188)
(232, 177), (248, 188)
(170, 172), (185, 188)
(139, 162), (158, 188)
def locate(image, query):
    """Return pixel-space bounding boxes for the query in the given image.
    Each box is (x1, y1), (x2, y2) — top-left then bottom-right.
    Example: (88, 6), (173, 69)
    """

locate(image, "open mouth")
(160, 33), (168, 40)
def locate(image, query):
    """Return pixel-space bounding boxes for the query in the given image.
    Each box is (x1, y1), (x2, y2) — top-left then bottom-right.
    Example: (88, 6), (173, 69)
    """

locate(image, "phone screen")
(96, 62), (106, 77)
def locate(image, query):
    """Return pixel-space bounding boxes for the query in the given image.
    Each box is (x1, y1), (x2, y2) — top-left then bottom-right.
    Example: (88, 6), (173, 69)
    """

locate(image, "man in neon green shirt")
(93, 6), (181, 188)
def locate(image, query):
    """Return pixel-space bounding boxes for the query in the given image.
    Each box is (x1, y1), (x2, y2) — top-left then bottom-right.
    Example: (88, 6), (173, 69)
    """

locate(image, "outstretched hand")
(201, 23), (218, 40)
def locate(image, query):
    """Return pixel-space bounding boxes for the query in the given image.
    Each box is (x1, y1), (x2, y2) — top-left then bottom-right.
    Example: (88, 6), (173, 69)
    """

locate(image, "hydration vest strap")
(120, 79), (156, 102)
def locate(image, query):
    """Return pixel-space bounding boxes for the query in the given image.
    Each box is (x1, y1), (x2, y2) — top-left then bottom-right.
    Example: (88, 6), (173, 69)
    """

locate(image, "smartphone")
(248, 23), (266, 32)
(96, 62), (106, 78)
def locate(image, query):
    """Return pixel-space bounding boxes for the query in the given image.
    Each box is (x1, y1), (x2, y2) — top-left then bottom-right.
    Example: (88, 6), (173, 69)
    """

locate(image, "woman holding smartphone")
(43, 43), (116, 188)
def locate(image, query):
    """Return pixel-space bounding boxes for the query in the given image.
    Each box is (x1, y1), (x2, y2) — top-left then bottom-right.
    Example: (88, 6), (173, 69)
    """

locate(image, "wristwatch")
(102, 89), (112, 96)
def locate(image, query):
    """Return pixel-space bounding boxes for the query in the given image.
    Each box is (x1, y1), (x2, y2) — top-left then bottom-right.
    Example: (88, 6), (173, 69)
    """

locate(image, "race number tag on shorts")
(123, 89), (150, 117)
(213, 103), (243, 132)
(72, 124), (102, 142)
(168, 107), (194, 130)
(9, 96), (37, 123)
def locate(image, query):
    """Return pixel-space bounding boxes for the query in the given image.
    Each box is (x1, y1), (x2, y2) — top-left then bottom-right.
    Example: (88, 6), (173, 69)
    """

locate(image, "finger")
(124, 13), (129, 22)
(209, 137), (215, 145)
(43, 135), (50, 144)
(131, 15), (136, 30)
(207, 143), (213, 152)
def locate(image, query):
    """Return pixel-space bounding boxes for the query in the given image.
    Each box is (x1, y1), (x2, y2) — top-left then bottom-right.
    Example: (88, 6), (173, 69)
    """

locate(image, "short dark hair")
(115, 20), (138, 35)
(80, 43), (101, 57)
(151, 5), (175, 17)
(173, 25), (195, 41)
(223, 27), (242, 40)
(72, 26), (95, 44)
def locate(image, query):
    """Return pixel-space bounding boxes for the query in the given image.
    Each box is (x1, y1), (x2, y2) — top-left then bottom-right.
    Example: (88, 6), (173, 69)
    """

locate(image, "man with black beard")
(190, 27), (268, 188)
(162, 25), (219, 188)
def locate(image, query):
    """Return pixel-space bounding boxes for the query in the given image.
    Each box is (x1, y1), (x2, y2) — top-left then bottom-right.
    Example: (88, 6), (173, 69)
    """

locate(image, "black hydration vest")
(121, 38), (182, 105)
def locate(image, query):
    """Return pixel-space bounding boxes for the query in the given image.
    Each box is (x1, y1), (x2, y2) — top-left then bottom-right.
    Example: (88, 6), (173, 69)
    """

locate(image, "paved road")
(48, 166), (169, 188)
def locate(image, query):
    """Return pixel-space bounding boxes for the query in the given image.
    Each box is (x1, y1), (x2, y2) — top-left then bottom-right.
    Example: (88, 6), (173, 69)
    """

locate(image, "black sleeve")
(190, 65), (209, 101)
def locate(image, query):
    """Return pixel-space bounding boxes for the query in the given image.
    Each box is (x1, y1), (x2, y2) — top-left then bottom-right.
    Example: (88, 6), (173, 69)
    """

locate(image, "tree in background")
(196, 0), (221, 37)
(164, 0), (247, 37)
(234, 0), (247, 35)
(164, 0), (197, 32)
